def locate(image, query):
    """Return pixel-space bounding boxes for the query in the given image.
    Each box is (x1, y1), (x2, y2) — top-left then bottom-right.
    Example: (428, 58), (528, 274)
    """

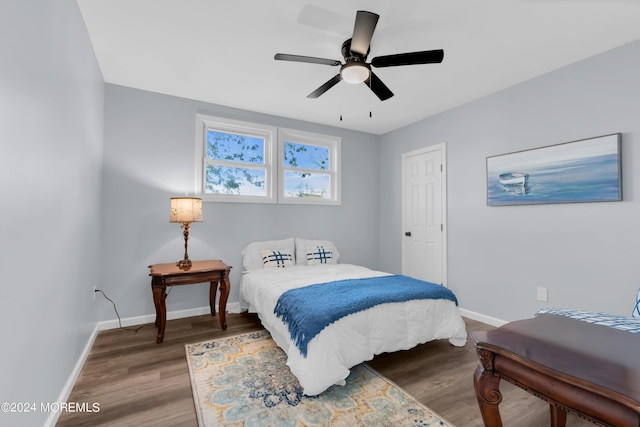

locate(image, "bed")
(239, 237), (468, 396)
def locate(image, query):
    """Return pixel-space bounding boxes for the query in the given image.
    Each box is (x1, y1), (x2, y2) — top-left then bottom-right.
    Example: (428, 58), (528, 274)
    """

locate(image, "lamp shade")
(170, 197), (203, 223)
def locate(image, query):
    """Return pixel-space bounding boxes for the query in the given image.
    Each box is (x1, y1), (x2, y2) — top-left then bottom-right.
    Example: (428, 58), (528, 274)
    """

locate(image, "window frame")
(195, 115), (341, 205)
(195, 114), (277, 204)
(277, 127), (341, 206)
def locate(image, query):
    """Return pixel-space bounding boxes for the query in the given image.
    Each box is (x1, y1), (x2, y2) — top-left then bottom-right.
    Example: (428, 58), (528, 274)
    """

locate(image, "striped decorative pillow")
(306, 246), (337, 266)
(261, 249), (294, 268)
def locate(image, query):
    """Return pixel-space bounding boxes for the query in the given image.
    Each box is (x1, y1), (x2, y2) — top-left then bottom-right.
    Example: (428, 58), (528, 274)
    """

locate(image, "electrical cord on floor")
(95, 289), (147, 333)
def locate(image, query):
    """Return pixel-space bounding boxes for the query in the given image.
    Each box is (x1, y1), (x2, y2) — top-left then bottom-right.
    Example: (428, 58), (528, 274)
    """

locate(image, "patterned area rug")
(185, 330), (453, 427)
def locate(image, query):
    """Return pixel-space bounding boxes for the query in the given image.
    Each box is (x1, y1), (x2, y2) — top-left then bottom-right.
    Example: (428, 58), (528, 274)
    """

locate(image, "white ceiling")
(77, 0), (640, 135)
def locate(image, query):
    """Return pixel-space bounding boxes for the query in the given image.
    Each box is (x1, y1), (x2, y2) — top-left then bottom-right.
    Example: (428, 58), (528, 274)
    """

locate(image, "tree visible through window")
(205, 131), (266, 196)
(282, 142), (330, 199)
(196, 115), (277, 203)
(195, 115), (340, 205)
(278, 128), (341, 205)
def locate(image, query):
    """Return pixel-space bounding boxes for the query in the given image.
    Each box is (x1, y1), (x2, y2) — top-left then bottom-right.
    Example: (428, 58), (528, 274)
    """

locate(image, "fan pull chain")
(340, 82), (343, 121)
(369, 76), (372, 118)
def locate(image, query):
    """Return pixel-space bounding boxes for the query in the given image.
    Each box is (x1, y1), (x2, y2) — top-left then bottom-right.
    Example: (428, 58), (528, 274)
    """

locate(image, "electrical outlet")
(537, 287), (548, 302)
(93, 286), (97, 302)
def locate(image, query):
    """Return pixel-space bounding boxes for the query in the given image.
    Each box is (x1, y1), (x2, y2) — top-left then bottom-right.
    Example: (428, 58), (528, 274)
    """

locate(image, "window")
(195, 115), (340, 205)
(278, 128), (341, 205)
(195, 115), (277, 203)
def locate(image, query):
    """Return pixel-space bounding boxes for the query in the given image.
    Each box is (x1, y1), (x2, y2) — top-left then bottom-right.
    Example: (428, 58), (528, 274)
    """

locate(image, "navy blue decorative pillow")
(306, 245), (336, 266)
(261, 249), (294, 268)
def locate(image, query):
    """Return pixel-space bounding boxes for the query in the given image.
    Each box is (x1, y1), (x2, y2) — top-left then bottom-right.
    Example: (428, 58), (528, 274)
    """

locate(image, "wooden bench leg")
(550, 404), (567, 427)
(474, 365), (504, 427)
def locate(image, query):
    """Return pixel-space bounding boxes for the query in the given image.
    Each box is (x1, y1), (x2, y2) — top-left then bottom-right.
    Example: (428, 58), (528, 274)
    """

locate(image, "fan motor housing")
(341, 39), (369, 61)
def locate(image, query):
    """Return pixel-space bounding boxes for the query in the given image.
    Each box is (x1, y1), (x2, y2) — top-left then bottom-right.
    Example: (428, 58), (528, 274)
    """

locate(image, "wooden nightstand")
(148, 260), (231, 344)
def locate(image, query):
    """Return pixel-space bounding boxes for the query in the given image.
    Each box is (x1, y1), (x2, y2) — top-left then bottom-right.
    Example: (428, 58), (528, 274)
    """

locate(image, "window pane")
(283, 170), (330, 199)
(205, 165), (266, 196)
(206, 130), (264, 165)
(283, 142), (329, 170)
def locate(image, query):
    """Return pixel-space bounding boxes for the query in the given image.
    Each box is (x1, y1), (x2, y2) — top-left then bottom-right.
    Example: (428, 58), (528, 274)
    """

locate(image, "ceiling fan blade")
(274, 53), (341, 67)
(307, 74), (342, 98)
(297, 4), (352, 35)
(350, 11), (379, 56)
(365, 72), (394, 101)
(371, 49), (444, 68)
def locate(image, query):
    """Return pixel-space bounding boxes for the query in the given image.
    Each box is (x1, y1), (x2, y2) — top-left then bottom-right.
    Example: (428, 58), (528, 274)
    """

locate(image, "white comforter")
(239, 264), (467, 395)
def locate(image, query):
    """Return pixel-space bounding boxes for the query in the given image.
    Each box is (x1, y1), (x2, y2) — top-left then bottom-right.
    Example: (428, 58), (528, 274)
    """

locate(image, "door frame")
(401, 142), (448, 286)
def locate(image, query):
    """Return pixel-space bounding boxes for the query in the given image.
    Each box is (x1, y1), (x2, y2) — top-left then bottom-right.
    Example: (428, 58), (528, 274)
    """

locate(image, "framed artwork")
(487, 133), (622, 206)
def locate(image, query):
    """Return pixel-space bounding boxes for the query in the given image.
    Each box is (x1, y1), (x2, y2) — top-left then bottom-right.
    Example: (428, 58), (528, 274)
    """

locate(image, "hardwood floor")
(57, 313), (594, 426)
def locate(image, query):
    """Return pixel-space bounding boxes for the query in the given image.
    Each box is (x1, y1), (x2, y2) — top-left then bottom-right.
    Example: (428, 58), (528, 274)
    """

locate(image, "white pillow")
(241, 238), (295, 271)
(306, 245), (337, 266)
(261, 249), (294, 268)
(295, 238), (340, 265)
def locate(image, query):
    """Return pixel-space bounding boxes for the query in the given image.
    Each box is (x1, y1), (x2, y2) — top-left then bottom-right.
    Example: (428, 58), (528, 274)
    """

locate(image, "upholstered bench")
(471, 300), (640, 426)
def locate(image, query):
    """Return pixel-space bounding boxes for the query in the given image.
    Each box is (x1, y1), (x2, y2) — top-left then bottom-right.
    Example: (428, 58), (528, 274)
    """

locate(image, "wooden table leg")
(474, 363), (504, 427)
(152, 283), (168, 344)
(209, 281), (217, 317)
(218, 274), (229, 330)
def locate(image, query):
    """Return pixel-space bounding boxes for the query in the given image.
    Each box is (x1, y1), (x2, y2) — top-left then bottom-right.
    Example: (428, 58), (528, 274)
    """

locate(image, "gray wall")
(99, 84), (380, 320)
(380, 39), (640, 322)
(0, 1), (104, 426)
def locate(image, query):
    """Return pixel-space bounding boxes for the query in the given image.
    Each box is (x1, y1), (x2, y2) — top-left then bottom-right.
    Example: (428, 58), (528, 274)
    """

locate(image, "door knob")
(405, 231), (411, 236)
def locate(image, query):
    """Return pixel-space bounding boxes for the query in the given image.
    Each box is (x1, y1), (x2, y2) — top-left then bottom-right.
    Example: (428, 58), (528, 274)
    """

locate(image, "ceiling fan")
(274, 10), (444, 101)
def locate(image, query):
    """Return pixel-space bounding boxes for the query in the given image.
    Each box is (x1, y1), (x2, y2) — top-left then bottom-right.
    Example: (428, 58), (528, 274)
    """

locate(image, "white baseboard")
(458, 307), (507, 327)
(45, 302), (242, 426)
(44, 322), (101, 427)
(95, 302), (242, 330)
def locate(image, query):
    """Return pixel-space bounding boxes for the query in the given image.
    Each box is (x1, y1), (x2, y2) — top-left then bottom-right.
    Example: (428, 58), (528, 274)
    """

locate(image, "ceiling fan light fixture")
(276, 10), (442, 101)
(340, 62), (370, 84)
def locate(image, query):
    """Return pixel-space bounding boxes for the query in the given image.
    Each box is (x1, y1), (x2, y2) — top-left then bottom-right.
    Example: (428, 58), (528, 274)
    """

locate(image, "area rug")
(185, 330), (454, 427)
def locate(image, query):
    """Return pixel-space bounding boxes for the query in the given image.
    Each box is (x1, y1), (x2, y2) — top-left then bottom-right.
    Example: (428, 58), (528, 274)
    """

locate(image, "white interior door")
(401, 144), (447, 285)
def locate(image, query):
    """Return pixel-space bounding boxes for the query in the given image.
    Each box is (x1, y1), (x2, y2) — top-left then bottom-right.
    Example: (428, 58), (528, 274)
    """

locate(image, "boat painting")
(487, 134), (622, 206)
(498, 172), (529, 186)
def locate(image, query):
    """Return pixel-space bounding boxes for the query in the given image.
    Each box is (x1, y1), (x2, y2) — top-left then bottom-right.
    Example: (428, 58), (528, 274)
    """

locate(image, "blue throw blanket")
(273, 275), (458, 357)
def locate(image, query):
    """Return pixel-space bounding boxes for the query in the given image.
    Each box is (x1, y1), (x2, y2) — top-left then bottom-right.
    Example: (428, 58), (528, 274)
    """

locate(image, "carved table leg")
(218, 273), (230, 330)
(152, 283), (168, 344)
(550, 404), (567, 427)
(209, 281), (217, 317)
(474, 349), (504, 427)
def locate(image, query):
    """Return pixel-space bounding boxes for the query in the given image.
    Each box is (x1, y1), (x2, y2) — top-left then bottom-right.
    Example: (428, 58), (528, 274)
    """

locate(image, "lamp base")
(176, 221), (193, 270)
(176, 258), (192, 271)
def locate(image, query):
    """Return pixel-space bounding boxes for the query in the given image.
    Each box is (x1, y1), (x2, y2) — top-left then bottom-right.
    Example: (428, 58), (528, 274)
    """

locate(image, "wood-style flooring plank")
(57, 313), (594, 426)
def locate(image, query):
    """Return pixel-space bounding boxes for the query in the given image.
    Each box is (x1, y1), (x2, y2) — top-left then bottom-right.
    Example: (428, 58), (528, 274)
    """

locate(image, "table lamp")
(170, 197), (203, 270)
